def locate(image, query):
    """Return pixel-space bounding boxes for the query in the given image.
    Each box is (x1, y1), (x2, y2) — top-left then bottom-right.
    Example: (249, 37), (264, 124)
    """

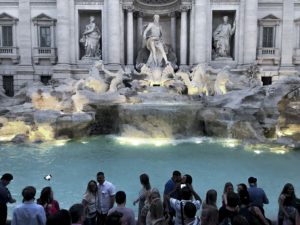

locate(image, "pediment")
(0, 13), (18, 22)
(261, 14), (280, 21)
(32, 13), (56, 22)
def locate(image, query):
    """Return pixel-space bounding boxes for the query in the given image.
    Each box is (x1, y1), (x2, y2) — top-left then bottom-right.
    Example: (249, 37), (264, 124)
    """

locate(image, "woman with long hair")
(82, 180), (98, 225)
(222, 182), (234, 207)
(37, 186), (60, 218)
(201, 189), (218, 225)
(133, 173), (151, 225)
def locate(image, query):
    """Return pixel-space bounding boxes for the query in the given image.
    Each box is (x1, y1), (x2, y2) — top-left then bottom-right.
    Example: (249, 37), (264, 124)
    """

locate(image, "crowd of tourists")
(0, 171), (300, 225)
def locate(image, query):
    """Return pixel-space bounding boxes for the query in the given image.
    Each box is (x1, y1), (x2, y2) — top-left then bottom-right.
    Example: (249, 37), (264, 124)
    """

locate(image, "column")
(18, 0), (32, 65)
(280, 0), (294, 68)
(126, 6), (134, 66)
(193, 0), (208, 65)
(56, 0), (70, 65)
(137, 12), (144, 49)
(170, 12), (177, 52)
(50, 25), (55, 48)
(180, 8), (188, 66)
(243, 0), (258, 65)
(107, 0), (121, 66)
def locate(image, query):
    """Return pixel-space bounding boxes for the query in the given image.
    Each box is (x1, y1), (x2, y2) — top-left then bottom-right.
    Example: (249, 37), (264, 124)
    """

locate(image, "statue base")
(213, 57), (233, 61)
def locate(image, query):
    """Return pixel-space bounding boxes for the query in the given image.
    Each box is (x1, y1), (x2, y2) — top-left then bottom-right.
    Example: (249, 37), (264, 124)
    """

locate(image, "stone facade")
(0, 0), (299, 95)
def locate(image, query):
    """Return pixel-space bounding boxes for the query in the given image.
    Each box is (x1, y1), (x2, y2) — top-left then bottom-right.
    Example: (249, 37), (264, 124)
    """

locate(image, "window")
(262, 27), (274, 48)
(2, 26), (13, 47)
(3, 76), (14, 97)
(261, 77), (272, 86)
(40, 75), (51, 85)
(40, 26), (51, 47)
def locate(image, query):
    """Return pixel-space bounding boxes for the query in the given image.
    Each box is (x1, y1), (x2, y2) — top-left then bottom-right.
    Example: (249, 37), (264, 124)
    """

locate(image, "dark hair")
(115, 191), (126, 205)
(237, 183), (247, 193)
(281, 183), (296, 199)
(232, 215), (250, 225)
(205, 189), (217, 206)
(227, 192), (239, 208)
(37, 186), (53, 205)
(181, 186), (192, 200)
(87, 180), (98, 193)
(105, 211), (123, 225)
(1, 173), (13, 181)
(46, 209), (71, 225)
(140, 174), (151, 190)
(97, 172), (105, 177)
(184, 202), (196, 218)
(22, 186), (36, 201)
(69, 203), (84, 223)
(238, 189), (250, 205)
(184, 174), (193, 185)
(223, 182), (234, 194)
(172, 170), (181, 177)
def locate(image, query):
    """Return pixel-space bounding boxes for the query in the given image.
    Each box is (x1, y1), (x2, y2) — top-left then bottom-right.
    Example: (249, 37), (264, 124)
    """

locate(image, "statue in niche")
(213, 16), (236, 59)
(80, 16), (101, 58)
(143, 14), (170, 67)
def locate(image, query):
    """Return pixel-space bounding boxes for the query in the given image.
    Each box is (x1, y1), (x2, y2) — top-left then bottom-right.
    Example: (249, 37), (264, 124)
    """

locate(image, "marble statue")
(214, 66), (233, 95)
(213, 16), (236, 59)
(80, 16), (101, 58)
(143, 14), (170, 67)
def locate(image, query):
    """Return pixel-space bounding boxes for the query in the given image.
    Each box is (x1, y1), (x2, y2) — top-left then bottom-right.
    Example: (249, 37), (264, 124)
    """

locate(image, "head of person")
(69, 203), (85, 224)
(1, 173), (13, 186)
(97, 171), (105, 185)
(115, 191), (126, 205)
(172, 170), (181, 183)
(181, 186), (192, 200)
(227, 192), (239, 208)
(87, 180), (97, 194)
(182, 174), (193, 185)
(223, 16), (229, 24)
(153, 14), (160, 23)
(149, 188), (161, 203)
(205, 189), (217, 206)
(238, 189), (250, 206)
(105, 211), (123, 225)
(140, 173), (151, 190)
(22, 186), (36, 202)
(223, 182), (234, 194)
(248, 177), (257, 187)
(184, 202), (196, 219)
(281, 183), (295, 198)
(39, 186), (53, 204)
(237, 183), (247, 193)
(46, 209), (71, 225)
(150, 197), (164, 220)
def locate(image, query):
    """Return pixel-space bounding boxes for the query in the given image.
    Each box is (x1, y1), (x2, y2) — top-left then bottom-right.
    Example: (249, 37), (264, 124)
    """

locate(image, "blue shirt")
(164, 179), (178, 199)
(248, 186), (269, 208)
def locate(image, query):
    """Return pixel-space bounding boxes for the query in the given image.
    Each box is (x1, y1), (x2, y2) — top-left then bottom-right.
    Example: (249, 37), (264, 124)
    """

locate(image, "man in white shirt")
(11, 186), (46, 225)
(169, 186), (202, 225)
(96, 172), (116, 225)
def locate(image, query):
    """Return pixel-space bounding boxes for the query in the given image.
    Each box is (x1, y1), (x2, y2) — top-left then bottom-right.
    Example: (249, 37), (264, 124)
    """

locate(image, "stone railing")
(257, 47), (280, 65)
(0, 46), (20, 64)
(33, 47), (57, 64)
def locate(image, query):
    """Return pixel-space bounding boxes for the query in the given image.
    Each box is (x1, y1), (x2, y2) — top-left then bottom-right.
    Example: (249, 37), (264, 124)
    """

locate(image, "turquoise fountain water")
(1, 136), (299, 220)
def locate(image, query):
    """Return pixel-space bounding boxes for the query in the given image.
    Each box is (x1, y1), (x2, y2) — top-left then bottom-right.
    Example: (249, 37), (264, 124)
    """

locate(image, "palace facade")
(0, 0), (299, 96)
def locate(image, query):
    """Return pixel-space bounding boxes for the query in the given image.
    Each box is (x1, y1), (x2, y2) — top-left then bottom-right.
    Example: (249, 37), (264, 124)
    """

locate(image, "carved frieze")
(75, 0), (104, 5)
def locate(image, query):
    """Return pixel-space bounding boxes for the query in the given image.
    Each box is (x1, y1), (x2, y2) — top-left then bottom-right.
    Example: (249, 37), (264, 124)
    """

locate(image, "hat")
(248, 177), (257, 184)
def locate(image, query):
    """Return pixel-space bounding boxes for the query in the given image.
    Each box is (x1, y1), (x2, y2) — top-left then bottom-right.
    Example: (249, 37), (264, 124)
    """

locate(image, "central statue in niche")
(143, 14), (170, 67)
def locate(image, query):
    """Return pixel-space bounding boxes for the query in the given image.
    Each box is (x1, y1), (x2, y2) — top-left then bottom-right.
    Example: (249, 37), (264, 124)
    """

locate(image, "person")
(37, 186), (60, 218)
(163, 171), (182, 225)
(11, 186), (46, 225)
(183, 202), (200, 225)
(108, 191), (135, 225)
(169, 186), (202, 225)
(238, 189), (269, 225)
(82, 180), (98, 225)
(218, 192), (239, 225)
(96, 172), (116, 225)
(143, 14), (169, 67)
(213, 16), (236, 58)
(181, 175), (192, 186)
(237, 184), (248, 194)
(278, 183), (300, 225)
(149, 195), (165, 225)
(133, 174), (151, 225)
(201, 189), (218, 225)
(145, 188), (162, 225)
(222, 182), (234, 207)
(105, 211), (123, 225)
(247, 177), (269, 216)
(46, 209), (71, 225)
(70, 203), (85, 225)
(0, 173), (16, 225)
(80, 16), (101, 57)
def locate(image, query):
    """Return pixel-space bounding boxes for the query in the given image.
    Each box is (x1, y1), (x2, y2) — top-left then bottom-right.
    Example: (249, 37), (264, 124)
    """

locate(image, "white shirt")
(97, 180), (116, 214)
